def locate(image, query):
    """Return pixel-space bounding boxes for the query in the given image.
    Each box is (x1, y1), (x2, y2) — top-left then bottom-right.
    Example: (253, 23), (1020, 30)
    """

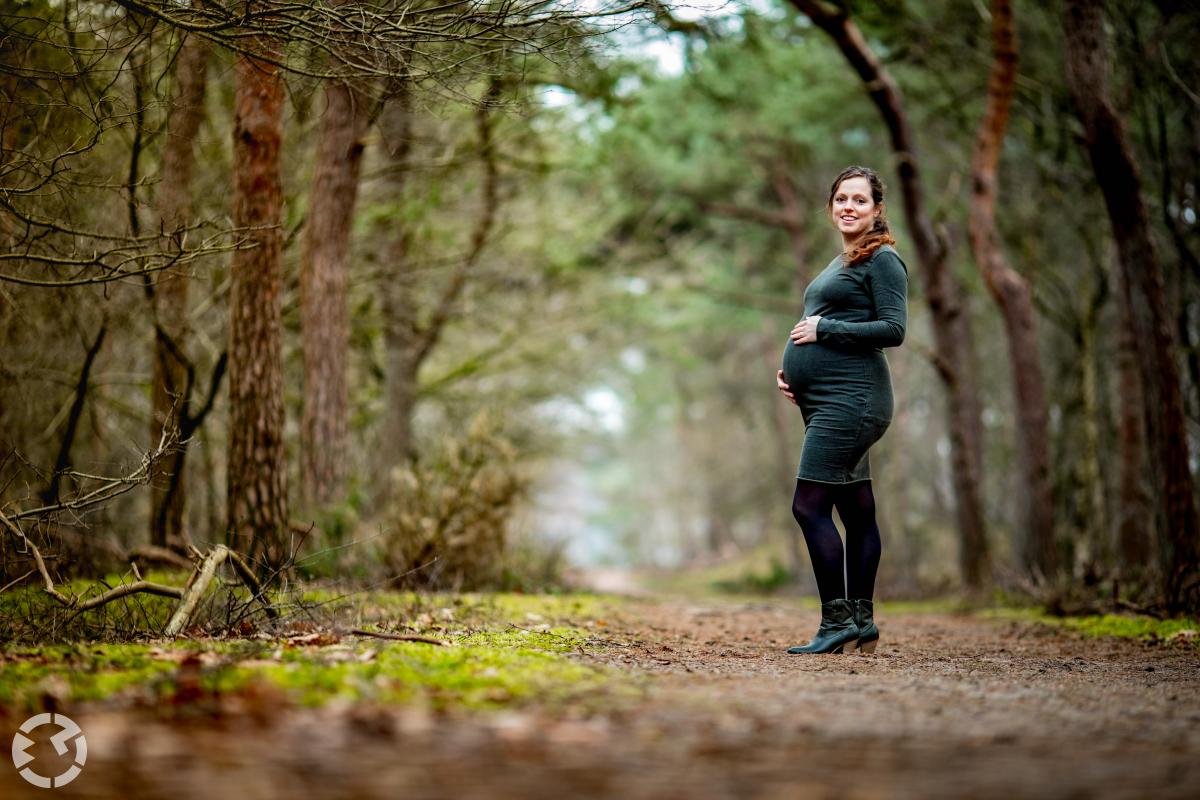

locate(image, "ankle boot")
(787, 598), (859, 654)
(851, 598), (879, 653)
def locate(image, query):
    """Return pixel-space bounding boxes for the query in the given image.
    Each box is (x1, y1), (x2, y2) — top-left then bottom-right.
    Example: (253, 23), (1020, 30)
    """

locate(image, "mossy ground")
(976, 606), (1199, 642)
(0, 590), (639, 715)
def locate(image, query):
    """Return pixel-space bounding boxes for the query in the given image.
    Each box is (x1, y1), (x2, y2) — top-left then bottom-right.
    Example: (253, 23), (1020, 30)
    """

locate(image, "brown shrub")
(381, 411), (529, 590)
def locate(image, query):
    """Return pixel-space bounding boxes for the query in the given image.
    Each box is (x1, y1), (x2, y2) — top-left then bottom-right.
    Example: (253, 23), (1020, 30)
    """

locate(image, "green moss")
(978, 607), (1199, 642)
(199, 638), (623, 710)
(0, 641), (219, 706)
(0, 593), (639, 714)
(302, 589), (619, 631)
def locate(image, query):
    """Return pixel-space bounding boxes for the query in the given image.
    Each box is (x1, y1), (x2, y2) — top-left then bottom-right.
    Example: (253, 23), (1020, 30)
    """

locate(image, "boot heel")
(842, 638), (858, 653)
(858, 638), (877, 654)
(787, 599), (859, 654)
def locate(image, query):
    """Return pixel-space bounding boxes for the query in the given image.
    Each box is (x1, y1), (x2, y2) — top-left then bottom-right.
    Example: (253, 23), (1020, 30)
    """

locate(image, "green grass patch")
(0, 640), (245, 706)
(976, 607), (1199, 642)
(301, 588), (618, 631)
(0, 592), (638, 714)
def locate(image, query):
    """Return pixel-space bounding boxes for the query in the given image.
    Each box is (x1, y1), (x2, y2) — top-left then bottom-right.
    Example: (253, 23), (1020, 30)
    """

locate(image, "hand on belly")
(789, 315), (823, 345)
(776, 369), (798, 406)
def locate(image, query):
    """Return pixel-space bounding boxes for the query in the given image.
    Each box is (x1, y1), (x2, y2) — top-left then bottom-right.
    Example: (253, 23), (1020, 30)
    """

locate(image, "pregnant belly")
(781, 340), (892, 417)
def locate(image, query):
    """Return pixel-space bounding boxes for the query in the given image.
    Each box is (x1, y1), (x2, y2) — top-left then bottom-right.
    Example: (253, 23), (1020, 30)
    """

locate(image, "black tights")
(791, 479), (882, 604)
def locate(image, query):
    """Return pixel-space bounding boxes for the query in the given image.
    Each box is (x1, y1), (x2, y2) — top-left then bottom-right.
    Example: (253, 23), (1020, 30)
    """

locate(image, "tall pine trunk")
(1063, 0), (1200, 613)
(1076, 307), (1110, 577)
(377, 84), (420, 479)
(227, 50), (288, 575)
(787, 0), (992, 590)
(967, 0), (1057, 583)
(1113, 257), (1153, 586)
(149, 32), (209, 549)
(300, 79), (370, 510)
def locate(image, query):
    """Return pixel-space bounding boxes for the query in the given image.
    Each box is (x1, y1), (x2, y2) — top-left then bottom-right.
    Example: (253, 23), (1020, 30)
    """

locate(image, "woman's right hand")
(776, 369), (798, 406)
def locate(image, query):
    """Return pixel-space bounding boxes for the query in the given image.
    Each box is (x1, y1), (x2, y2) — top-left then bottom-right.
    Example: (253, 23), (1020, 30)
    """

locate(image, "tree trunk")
(227, 50), (288, 576)
(787, 0), (992, 590)
(377, 84), (421, 481)
(1076, 312), (1110, 577)
(1113, 250), (1154, 587)
(300, 79), (370, 511)
(150, 32), (209, 550)
(1063, 0), (1200, 613)
(967, 0), (1057, 583)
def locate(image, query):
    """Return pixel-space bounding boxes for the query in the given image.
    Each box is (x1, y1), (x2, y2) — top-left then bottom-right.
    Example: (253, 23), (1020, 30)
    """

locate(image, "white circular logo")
(11, 713), (87, 789)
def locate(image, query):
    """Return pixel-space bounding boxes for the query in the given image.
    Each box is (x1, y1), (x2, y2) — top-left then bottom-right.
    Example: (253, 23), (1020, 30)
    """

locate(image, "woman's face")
(831, 176), (879, 239)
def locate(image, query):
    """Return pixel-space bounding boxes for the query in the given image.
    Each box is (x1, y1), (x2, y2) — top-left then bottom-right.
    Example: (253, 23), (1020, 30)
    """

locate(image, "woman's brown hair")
(827, 165), (896, 267)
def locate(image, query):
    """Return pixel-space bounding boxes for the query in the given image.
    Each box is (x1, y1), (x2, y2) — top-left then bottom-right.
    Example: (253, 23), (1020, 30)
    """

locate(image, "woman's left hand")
(790, 315), (822, 344)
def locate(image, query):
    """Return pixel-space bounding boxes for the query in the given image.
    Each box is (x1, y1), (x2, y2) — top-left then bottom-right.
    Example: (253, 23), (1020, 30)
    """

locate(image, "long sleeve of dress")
(815, 250), (908, 348)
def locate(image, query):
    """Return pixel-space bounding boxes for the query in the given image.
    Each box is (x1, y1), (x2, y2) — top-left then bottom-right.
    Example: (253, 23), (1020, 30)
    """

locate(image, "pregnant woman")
(776, 165), (908, 655)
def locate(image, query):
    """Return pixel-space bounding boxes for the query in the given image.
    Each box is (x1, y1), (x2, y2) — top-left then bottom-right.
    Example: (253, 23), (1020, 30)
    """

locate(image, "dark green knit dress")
(780, 244), (909, 484)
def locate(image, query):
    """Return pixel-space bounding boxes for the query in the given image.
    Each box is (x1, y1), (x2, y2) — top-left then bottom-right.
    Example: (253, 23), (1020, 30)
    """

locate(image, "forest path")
(582, 596), (1200, 798)
(3, 596), (1198, 799)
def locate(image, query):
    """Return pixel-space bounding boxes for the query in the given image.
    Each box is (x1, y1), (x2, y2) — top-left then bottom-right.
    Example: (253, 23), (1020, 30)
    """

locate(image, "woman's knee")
(836, 483), (876, 525)
(791, 499), (823, 528)
(791, 483), (834, 528)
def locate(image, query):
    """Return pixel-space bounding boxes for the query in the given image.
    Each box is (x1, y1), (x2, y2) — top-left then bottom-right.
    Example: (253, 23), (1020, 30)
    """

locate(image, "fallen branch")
(348, 628), (447, 646)
(1, 433), (280, 637)
(74, 580), (183, 610)
(165, 544), (277, 636)
(3, 505), (274, 636)
(1, 508), (185, 611)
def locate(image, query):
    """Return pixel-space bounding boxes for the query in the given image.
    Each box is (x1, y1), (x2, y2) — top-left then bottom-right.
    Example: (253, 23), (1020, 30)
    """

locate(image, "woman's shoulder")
(869, 244), (908, 276)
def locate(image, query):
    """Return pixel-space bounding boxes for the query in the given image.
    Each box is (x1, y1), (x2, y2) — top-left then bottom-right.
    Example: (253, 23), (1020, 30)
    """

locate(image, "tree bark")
(150, 32), (209, 549)
(377, 82), (421, 476)
(1063, 0), (1200, 613)
(227, 49), (288, 576)
(787, 0), (992, 590)
(300, 78), (370, 510)
(1112, 254), (1153, 585)
(1076, 307), (1110, 577)
(967, 0), (1056, 583)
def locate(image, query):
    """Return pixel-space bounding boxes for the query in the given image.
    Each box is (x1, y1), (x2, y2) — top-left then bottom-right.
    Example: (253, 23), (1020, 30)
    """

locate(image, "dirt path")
(3, 597), (1198, 799)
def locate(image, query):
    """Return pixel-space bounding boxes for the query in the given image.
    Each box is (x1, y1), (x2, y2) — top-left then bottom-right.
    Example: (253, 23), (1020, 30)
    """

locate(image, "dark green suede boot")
(787, 598), (860, 654)
(851, 598), (879, 653)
